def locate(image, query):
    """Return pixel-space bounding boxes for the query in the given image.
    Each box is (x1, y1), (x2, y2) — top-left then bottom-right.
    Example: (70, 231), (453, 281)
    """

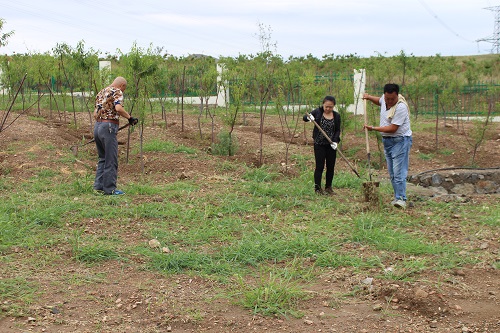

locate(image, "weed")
(418, 153), (434, 160)
(237, 272), (307, 317)
(211, 130), (239, 156)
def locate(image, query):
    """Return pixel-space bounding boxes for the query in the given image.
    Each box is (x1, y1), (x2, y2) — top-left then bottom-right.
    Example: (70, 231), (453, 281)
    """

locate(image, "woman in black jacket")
(303, 95), (341, 195)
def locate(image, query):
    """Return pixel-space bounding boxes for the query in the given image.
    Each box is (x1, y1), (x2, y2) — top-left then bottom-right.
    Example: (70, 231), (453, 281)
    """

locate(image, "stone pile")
(408, 168), (500, 196)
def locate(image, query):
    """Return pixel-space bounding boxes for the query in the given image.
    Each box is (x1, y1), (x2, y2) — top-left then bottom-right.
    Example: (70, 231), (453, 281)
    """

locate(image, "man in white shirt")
(363, 83), (413, 209)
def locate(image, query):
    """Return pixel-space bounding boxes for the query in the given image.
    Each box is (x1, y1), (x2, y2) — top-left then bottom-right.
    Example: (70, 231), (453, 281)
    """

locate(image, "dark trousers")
(93, 122), (119, 194)
(314, 144), (337, 190)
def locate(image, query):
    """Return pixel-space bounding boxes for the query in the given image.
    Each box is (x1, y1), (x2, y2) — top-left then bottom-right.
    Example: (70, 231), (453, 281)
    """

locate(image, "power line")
(417, 0), (474, 42)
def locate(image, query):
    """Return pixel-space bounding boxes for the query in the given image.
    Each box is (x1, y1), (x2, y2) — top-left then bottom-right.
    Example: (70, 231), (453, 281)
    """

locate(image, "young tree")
(0, 18), (14, 48)
(118, 42), (159, 165)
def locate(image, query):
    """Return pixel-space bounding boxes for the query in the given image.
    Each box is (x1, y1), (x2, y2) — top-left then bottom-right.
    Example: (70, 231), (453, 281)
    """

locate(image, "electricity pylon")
(476, 6), (500, 54)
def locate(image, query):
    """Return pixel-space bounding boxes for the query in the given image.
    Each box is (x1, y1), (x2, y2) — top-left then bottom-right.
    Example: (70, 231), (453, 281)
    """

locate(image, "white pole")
(353, 69), (366, 115)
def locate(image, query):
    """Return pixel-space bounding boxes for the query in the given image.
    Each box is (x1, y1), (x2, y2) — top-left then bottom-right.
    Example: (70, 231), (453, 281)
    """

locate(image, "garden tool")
(70, 123), (130, 156)
(306, 113), (360, 178)
(361, 99), (380, 203)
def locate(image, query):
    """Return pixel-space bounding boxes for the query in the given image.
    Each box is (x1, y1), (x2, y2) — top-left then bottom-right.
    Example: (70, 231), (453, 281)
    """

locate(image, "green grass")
(0, 277), (38, 316)
(439, 148), (455, 156)
(418, 153), (434, 160)
(140, 138), (197, 154)
(237, 271), (309, 317)
(0, 139), (498, 319)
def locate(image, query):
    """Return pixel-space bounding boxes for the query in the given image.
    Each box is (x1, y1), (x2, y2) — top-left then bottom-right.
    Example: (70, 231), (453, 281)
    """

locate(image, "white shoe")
(393, 199), (407, 209)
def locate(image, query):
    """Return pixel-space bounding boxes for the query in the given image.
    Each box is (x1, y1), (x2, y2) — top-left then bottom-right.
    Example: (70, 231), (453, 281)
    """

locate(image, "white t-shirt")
(378, 96), (412, 137)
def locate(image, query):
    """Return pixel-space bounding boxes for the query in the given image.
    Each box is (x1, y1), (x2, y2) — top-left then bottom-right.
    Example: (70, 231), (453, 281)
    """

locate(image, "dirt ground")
(0, 109), (499, 333)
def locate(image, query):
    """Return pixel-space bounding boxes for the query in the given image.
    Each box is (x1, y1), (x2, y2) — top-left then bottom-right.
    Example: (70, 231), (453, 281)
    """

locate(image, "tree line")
(1, 40), (498, 166)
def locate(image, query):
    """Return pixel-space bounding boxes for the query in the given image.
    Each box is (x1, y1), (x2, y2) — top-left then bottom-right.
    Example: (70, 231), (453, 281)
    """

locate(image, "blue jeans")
(382, 136), (412, 201)
(93, 122), (119, 194)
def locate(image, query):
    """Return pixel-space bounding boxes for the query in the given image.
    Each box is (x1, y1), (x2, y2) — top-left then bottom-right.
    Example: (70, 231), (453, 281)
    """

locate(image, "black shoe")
(315, 188), (324, 195)
(324, 187), (335, 195)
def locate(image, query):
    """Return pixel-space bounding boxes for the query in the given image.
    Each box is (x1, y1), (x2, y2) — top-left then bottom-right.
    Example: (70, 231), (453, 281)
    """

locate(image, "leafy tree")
(0, 18), (14, 48)
(118, 42), (160, 165)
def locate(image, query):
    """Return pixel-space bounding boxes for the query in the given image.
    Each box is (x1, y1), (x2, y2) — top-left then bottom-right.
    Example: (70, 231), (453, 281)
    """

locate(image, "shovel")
(70, 123), (130, 156)
(362, 99), (380, 203)
(306, 114), (360, 178)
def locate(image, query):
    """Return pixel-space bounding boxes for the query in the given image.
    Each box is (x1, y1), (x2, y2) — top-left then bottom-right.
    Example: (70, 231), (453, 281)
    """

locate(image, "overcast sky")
(0, 0), (498, 58)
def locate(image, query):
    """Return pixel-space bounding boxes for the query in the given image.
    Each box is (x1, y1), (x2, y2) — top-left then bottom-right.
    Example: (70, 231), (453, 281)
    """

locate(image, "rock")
(415, 288), (428, 299)
(431, 173), (443, 186)
(148, 239), (161, 248)
(361, 277), (373, 285)
(373, 304), (383, 311)
(476, 180), (497, 194)
(451, 183), (476, 195)
(304, 319), (314, 325)
(452, 269), (466, 276)
(383, 266), (394, 274)
(479, 242), (489, 249)
(431, 186), (449, 196)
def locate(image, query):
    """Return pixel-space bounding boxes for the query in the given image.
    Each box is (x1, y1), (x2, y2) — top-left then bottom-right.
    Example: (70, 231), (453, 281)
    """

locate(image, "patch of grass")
(315, 251), (382, 269)
(2, 136), (499, 319)
(290, 154), (312, 172)
(72, 244), (120, 263)
(237, 271), (308, 317)
(211, 131), (239, 156)
(242, 165), (280, 182)
(216, 160), (238, 172)
(70, 232), (121, 263)
(478, 205), (500, 227)
(36, 168), (60, 178)
(28, 116), (46, 122)
(351, 213), (452, 255)
(141, 138), (197, 154)
(0, 277), (38, 317)
(439, 148), (454, 156)
(332, 171), (364, 189)
(142, 248), (237, 275)
(418, 153), (434, 160)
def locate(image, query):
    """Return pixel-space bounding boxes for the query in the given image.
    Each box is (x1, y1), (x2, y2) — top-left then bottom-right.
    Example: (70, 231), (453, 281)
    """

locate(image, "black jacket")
(303, 107), (341, 144)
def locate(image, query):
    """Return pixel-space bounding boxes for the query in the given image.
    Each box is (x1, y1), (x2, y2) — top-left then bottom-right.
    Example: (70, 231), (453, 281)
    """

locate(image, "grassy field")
(0, 110), (499, 331)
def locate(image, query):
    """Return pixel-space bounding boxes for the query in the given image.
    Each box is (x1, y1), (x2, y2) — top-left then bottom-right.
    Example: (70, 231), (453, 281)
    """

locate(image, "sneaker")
(393, 199), (406, 209)
(107, 189), (125, 195)
(390, 199), (397, 206)
(324, 187), (335, 195)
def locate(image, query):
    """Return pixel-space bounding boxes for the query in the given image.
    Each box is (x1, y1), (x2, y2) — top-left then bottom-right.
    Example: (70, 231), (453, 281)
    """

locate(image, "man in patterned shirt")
(93, 76), (138, 195)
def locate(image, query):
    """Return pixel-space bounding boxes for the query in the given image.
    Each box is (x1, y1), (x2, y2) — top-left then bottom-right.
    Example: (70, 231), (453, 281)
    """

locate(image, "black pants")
(314, 144), (337, 190)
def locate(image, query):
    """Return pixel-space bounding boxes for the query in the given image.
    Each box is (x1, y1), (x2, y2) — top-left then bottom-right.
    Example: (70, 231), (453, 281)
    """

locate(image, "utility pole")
(476, 6), (500, 54)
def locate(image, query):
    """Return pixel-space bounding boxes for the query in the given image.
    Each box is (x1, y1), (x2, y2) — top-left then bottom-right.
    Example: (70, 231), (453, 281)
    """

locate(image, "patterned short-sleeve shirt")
(314, 116), (335, 145)
(94, 86), (124, 121)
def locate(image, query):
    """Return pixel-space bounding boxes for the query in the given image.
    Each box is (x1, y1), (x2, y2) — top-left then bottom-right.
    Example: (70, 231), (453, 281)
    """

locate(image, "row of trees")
(1, 25), (499, 166)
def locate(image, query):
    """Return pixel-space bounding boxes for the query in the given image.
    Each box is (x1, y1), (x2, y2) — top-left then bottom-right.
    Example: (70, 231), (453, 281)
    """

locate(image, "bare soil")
(0, 109), (499, 333)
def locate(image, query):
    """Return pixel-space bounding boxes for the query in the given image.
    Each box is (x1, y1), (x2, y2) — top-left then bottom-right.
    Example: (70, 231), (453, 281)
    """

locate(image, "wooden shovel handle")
(363, 99), (370, 154)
